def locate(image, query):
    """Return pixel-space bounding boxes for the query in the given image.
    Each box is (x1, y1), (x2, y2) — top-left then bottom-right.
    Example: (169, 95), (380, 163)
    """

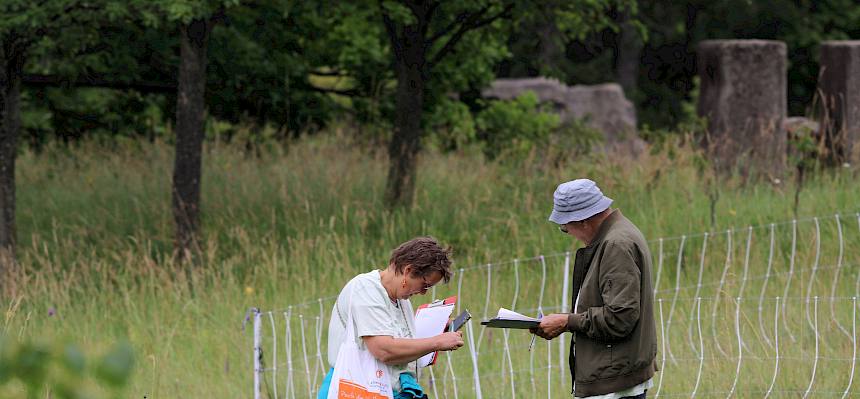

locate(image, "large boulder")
(482, 77), (644, 154)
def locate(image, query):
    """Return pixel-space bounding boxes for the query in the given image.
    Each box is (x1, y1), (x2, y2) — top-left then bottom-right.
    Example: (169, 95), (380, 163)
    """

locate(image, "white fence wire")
(250, 211), (860, 398)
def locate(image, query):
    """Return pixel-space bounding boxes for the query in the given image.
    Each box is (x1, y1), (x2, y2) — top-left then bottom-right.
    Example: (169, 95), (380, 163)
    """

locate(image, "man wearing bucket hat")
(531, 179), (657, 398)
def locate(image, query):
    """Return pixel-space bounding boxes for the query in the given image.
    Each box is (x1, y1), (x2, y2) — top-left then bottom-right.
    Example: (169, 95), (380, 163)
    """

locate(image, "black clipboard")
(480, 318), (540, 329)
(449, 310), (471, 332)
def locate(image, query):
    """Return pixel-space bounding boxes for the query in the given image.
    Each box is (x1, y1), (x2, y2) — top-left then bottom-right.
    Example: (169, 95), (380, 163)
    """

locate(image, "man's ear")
(402, 264), (413, 276)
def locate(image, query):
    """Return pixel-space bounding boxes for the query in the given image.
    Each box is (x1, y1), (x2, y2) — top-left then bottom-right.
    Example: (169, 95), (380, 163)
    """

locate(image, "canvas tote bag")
(327, 291), (394, 399)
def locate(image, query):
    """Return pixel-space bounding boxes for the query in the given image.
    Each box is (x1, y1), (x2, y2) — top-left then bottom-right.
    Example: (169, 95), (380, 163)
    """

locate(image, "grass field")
(4, 130), (860, 397)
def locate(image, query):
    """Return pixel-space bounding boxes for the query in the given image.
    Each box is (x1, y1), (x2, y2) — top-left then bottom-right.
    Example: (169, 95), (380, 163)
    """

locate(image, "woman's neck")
(378, 268), (399, 302)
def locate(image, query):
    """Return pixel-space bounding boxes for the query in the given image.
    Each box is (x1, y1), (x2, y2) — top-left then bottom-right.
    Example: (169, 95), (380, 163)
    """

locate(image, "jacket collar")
(586, 209), (622, 248)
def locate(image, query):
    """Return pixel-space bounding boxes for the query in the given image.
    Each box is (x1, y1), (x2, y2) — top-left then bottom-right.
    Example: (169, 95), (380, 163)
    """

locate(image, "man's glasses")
(559, 221), (582, 234)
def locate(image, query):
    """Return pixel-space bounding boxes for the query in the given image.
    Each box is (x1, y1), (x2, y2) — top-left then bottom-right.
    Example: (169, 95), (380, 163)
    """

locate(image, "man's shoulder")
(597, 228), (648, 262)
(604, 217), (646, 244)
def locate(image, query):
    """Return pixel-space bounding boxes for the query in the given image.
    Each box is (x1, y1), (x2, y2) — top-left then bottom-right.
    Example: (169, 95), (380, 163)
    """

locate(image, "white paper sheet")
(496, 307), (540, 322)
(414, 303), (455, 367)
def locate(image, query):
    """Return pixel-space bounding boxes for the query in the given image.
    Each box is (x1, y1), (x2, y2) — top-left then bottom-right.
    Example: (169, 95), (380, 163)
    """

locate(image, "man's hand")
(530, 313), (569, 340)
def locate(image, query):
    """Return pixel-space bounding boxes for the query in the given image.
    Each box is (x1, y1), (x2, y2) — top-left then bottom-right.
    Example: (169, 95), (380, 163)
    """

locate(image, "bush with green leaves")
(545, 116), (604, 163)
(0, 337), (133, 399)
(475, 92), (560, 159)
(425, 99), (477, 152)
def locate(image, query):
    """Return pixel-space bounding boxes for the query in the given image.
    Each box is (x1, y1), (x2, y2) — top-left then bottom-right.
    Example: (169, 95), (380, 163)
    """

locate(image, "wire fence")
(250, 211), (860, 398)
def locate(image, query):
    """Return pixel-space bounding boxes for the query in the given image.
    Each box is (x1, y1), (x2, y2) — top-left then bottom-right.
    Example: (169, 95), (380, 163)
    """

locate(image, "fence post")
(254, 308), (262, 399)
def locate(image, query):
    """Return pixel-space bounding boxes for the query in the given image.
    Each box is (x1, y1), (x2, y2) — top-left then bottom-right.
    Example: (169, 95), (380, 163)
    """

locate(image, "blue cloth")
(317, 367), (334, 399)
(394, 373), (425, 399)
(317, 368), (425, 399)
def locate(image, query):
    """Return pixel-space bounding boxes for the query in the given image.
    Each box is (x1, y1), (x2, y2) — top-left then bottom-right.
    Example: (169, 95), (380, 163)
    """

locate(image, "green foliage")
(641, 76), (706, 155)
(10, 0), (635, 148)
(314, 0), (625, 146)
(549, 116), (604, 158)
(0, 337), (133, 399)
(94, 342), (134, 388)
(426, 99), (477, 152)
(325, 9), (388, 78)
(500, 0), (636, 79)
(424, 4), (513, 94)
(7, 0), (860, 144)
(137, 0), (241, 23)
(469, 89), (603, 163)
(2, 0), (162, 146)
(23, 89), (168, 145)
(16, 0), (343, 145)
(205, 0), (338, 132)
(787, 122), (821, 172)
(475, 92), (560, 159)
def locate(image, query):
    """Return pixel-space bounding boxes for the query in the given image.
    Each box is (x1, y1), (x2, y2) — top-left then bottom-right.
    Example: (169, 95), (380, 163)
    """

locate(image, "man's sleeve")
(350, 281), (399, 338)
(567, 241), (641, 341)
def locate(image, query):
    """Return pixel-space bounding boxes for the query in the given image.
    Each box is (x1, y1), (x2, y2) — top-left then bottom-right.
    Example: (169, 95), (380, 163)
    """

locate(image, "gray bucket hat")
(548, 179), (613, 225)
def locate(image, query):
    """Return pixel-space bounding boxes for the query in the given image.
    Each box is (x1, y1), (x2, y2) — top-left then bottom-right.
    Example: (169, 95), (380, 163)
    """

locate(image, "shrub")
(0, 337), (133, 399)
(475, 92), (560, 159)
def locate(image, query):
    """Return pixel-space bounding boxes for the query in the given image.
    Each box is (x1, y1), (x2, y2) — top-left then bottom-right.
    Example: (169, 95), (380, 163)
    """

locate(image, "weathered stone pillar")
(818, 41), (860, 164)
(697, 40), (787, 178)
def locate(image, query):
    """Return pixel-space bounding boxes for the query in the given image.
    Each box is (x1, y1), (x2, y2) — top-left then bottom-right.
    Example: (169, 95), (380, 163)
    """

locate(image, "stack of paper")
(481, 308), (541, 329)
(414, 297), (457, 367)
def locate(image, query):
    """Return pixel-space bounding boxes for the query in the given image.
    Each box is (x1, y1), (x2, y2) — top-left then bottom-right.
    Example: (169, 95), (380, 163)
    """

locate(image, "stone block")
(818, 41), (860, 164)
(697, 40), (787, 177)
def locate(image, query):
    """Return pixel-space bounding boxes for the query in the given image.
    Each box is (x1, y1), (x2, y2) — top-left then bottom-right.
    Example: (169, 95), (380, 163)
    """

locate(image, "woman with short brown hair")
(319, 236), (463, 399)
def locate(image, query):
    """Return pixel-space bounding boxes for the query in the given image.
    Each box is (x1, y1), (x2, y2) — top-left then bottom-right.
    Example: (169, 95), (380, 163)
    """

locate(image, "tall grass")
(5, 129), (859, 397)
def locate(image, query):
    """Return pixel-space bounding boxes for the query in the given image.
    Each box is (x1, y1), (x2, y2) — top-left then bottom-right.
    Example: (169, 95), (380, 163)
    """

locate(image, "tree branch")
(306, 84), (361, 97)
(24, 73), (363, 97)
(309, 69), (346, 77)
(209, 6), (228, 25)
(426, 1), (441, 23)
(47, 1), (102, 26)
(379, 0), (404, 61)
(426, 6), (486, 46)
(22, 74), (177, 93)
(418, 1), (439, 41)
(428, 3), (513, 68)
(27, 1), (112, 41)
(402, 0), (438, 40)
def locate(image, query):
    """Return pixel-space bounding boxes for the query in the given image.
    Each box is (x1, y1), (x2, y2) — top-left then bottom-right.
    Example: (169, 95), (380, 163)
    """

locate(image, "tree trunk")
(536, 17), (562, 75)
(0, 37), (24, 272)
(172, 19), (211, 260)
(616, 11), (641, 96)
(381, 1), (507, 207)
(384, 27), (427, 208)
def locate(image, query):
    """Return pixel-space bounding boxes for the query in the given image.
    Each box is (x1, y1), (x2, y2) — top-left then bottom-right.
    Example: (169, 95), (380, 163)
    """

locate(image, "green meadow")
(5, 131), (860, 397)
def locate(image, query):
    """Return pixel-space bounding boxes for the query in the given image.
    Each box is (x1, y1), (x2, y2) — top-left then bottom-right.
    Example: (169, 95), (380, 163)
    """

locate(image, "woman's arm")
(362, 331), (464, 365)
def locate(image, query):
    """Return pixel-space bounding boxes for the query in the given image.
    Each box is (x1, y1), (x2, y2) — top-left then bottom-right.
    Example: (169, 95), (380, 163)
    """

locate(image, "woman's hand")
(435, 331), (464, 351)
(364, 333), (464, 365)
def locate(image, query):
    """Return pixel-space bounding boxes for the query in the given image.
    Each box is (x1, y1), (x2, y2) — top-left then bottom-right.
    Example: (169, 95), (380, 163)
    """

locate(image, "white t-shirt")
(579, 378), (653, 399)
(326, 270), (417, 392)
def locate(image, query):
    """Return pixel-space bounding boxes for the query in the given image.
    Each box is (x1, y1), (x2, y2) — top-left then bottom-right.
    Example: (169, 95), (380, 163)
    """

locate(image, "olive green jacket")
(565, 210), (658, 397)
